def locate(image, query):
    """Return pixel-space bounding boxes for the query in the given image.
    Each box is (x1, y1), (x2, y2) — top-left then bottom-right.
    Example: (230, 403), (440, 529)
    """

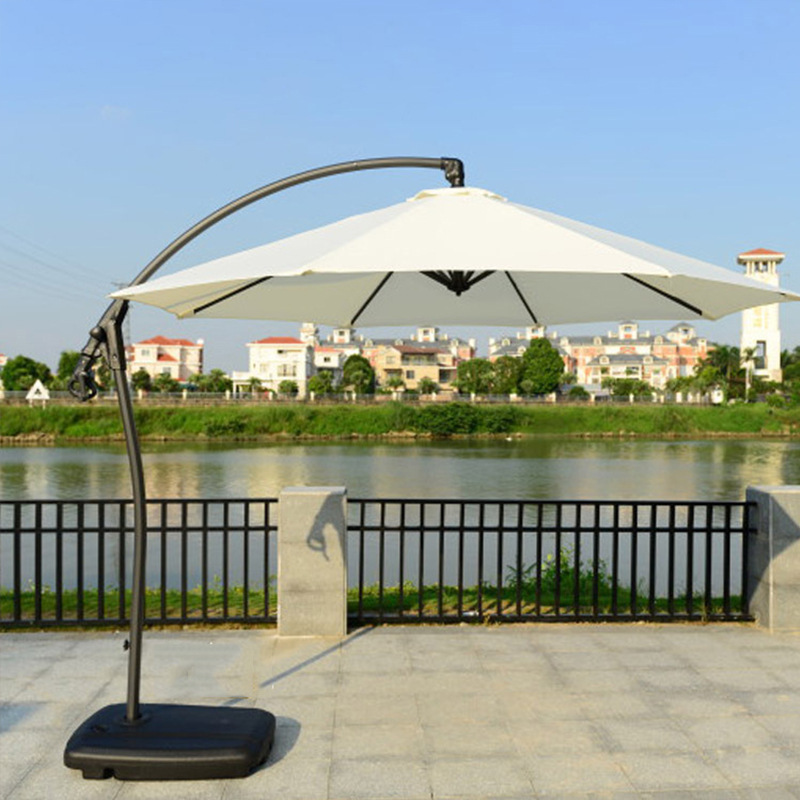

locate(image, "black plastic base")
(64, 703), (276, 780)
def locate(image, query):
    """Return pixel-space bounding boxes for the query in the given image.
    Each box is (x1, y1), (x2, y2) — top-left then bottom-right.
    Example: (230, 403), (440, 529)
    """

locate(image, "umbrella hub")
(422, 269), (496, 296)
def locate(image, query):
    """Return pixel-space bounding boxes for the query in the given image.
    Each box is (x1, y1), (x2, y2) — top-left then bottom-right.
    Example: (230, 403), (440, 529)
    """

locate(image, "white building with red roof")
(127, 336), (204, 384)
(233, 335), (313, 397)
(738, 248), (785, 383)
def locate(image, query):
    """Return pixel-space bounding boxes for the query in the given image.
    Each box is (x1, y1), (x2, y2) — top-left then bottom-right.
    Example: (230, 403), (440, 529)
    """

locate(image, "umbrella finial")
(442, 157), (465, 187)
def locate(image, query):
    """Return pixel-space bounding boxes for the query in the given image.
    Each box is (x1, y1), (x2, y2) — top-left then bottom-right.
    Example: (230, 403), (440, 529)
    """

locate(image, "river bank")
(1, 402), (798, 442)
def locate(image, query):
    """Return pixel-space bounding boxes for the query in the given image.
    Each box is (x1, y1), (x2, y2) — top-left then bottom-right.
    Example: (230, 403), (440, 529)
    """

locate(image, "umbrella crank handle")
(68, 301), (130, 401)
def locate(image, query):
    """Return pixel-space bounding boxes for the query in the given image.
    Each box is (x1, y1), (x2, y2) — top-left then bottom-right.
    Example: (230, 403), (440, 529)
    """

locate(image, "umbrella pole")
(101, 306), (147, 722)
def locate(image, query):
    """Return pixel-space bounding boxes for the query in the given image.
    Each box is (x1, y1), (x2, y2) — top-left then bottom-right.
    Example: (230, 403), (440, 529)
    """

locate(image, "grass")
(2, 401), (799, 440)
(1, 581), (744, 627)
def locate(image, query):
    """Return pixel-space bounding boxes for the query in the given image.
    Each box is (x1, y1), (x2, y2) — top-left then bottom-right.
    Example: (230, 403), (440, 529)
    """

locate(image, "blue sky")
(1, 0), (798, 372)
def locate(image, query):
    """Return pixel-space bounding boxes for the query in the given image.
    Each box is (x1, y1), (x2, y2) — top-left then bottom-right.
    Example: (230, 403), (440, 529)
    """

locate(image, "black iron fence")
(1, 497), (753, 628)
(347, 499), (754, 624)
(0, 498), (278, 628)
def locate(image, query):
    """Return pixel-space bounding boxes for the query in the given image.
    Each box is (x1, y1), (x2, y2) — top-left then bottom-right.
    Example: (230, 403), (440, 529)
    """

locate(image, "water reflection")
(1, 439), (798, 502)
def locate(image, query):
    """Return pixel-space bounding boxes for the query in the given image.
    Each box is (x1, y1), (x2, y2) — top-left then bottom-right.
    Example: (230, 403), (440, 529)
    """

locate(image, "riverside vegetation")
(1, 401), (799, 441)
(2, 550), (741, 628)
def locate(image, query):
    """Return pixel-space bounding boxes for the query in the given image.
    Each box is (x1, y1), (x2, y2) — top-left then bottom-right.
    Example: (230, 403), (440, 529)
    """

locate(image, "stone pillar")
(278, 487), (348, 637)
(746, 486), (800, 632)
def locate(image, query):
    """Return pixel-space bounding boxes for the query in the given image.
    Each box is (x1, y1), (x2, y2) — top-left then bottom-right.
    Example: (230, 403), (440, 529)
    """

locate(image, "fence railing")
(1, 497), (753, 628)
(0, 499), (278, 628)
(347, 499), (754, 624)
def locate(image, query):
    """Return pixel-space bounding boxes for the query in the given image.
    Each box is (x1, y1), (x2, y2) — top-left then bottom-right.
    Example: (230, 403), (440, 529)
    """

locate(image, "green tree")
(342, 355), (375, 394)
(454, 358), (493, 394)
(701, 344), (746, 401)
(131, 368), (152, 392)
(417, 377), (439, 394)
(490, 355), (522, 395)
(601, 377), (652, 397)
(0, 355), (52, 390)
(191, 369), (232, 393)
(383, 374), (405, 392)
(567, 385), (590, 400)
(278, 379), (299, 396)
(519, 339), (564, 395)
(308, 371), (334, 395)
(153, 373), (180, 393)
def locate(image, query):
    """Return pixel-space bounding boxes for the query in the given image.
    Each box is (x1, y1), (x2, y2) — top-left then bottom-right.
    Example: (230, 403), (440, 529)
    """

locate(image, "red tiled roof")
(157, 353), (177, 362)
(739, 248), (784, 257)
(138, 336), (200, 347)
(250, 337), (305, 345)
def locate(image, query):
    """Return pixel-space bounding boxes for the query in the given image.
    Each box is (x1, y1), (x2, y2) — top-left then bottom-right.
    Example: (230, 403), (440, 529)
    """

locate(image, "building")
(308, 325), (475, 392)
(0, 353), (7, 369)
(360, 326), (476, 391)
(127, 336), (204, 383)
(233, 336), (313, 396)
(489, 322), (711, 392)
(739, 248), (784, 383)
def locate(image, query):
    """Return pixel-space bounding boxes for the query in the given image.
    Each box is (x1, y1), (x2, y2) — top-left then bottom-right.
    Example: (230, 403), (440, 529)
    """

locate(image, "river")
(1, 438), (799, 502)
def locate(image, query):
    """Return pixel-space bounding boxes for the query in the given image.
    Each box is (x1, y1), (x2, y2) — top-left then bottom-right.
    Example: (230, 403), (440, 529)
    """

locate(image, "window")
(405, 370), (415, 380)
(278, 364), (297, 377)
(755, 341), (766, 370)
(140, 349), (151, 358)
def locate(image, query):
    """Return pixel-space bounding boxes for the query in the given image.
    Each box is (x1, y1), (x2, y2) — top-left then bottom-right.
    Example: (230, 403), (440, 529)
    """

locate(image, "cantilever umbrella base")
(64, 703), (276, 780)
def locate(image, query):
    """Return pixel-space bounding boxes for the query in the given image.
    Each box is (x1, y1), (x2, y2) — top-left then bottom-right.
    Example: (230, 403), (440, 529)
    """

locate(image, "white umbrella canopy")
(112, 186), (799, 327)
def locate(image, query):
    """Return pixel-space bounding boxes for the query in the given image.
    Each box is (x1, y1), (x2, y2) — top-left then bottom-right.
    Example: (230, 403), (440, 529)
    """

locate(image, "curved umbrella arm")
(69, 156), (464, 400)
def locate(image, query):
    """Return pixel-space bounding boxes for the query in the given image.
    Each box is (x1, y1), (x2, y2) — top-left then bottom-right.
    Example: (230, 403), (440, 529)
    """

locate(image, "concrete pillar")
(278, 487), (348, 637)
(746, 486), (800, 632)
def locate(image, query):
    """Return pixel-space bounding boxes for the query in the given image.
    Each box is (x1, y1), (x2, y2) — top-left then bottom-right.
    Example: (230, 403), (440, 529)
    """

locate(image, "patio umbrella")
(66, 156), (798, 784)
(111, 185), (799, 325)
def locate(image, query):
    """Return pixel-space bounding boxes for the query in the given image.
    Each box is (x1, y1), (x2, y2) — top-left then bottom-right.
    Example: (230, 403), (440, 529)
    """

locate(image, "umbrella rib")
(623, 274), (704, 317)
(350, 271), (394, 325)
(192, 276), (273, 315)
(505, 273), (539, 324)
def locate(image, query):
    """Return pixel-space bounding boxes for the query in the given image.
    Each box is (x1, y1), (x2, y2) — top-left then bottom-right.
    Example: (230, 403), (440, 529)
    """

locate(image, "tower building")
(738, 248), (785, 383)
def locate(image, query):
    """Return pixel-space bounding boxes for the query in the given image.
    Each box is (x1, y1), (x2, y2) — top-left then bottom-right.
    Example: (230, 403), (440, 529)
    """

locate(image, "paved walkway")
(1, 623), (800, 799)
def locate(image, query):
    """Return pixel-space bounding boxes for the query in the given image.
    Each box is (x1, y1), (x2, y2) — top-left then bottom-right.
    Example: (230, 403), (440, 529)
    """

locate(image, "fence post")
(746, 486), (800, 632)
(278, 487), (348, 636)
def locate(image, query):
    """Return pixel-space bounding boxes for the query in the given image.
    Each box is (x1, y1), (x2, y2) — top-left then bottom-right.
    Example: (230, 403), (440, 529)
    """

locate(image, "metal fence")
(347, 499), (754, 624)
(0, 498), (278, 628)
(1, 497), (753, 628)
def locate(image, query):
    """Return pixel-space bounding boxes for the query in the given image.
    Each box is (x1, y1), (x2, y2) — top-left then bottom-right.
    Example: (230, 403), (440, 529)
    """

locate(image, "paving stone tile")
(660, 693), (750, 719)
(559, 668), (641, 694)
(335, 693), (418, 726)
(524, 752), (634, 795)
(579, 691), (655, 720)
(598, 717), (695, 753)
(616, 752), (732, 791)
(222, 759), (330, 800)
(332, 723), (422, 759)
(509, 719), (608, 756)
(496, 690), (587, 722)
(429, 756), (535, 797)
(710, 748), (800, 787)
(328, 758), (430, 799)
(424, 721), (516, 757)
(417, 691), (503, 726)
(684, 715), (775, 750)
(755, 714), (800, 748)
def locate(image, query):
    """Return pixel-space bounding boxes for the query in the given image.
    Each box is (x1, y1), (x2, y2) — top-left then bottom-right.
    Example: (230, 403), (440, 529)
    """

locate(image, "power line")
(0, 223), (108, 282)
